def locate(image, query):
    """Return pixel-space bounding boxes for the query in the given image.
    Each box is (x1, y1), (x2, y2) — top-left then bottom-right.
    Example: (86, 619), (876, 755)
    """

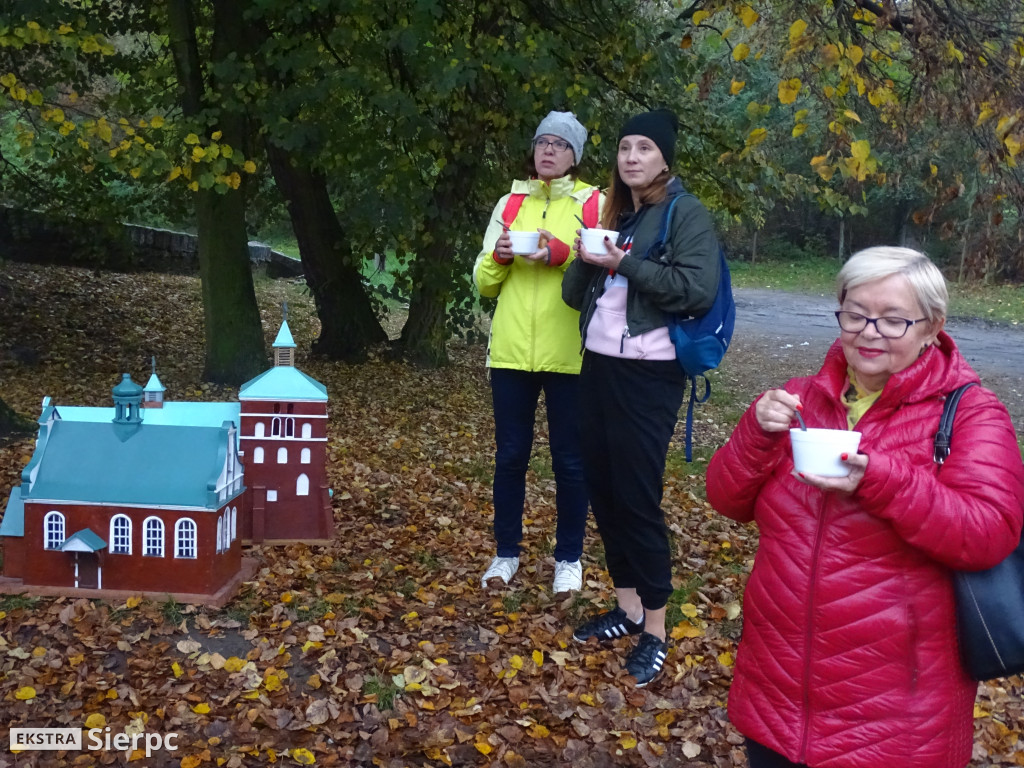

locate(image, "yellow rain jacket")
(474, 175), (603, 374)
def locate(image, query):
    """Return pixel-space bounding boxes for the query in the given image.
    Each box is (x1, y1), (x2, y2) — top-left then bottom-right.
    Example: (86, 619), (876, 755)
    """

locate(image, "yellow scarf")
(842, 365), (882, 429)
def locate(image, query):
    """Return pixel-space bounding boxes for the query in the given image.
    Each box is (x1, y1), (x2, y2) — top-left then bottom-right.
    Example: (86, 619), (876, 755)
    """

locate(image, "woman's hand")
(494, 228), (514, 261)
(574, 229), (625, 271)
(796, 452), (868, 494)
(755, 389), (803, 433)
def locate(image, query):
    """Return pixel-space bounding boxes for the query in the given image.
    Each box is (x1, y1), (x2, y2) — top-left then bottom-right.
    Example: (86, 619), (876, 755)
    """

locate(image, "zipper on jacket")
(799, 497), (829, 764)
(620, 324), (629, 354)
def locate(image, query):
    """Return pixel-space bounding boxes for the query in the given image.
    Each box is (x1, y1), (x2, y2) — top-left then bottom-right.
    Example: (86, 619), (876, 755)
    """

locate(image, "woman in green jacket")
(474, 111), (603, 594)
(563, 109), (721, 687)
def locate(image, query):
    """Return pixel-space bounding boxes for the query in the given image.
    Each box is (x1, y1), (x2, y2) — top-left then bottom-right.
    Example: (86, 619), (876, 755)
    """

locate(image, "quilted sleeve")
(707, 393), (792, 523)
(855, 387), (1024, 570)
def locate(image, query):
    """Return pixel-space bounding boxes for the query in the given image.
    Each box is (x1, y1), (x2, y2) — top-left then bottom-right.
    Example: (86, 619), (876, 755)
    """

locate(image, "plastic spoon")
(575, 215), (588, 229)
(794, 403), (807, 431)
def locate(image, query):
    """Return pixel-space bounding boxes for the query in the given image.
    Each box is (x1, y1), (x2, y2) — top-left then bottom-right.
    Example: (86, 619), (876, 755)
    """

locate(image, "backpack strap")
(934, 382), (978, 464)
(581, 188), (600, 228)
(501, 193), (528, 227)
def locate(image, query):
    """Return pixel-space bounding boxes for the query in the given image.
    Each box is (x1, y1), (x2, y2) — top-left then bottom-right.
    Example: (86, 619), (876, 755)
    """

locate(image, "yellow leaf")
(15, 686), (36, 700)
(532, 650), (544, 667)
(739, 5), (759, 27)
(619, 734), (638, 749)
(930, 163), (938, 176)
(732, 43), (750, 61)
(243, 160), (257, 173)
(847, 45), (864, 65)
(126, 595), (141, 609)
(1005, 134), (1022, 157)
(680, 603), (699, 618)
(789, 19), (807, 45)
(192, 703), (210, 714)
(844, 109), (862, 123)
(211, 130), (223, 140)
(778, 78), (801, 105)
(32, 646), (47, 657)
(745, 127), (767, 147)
(510, 655), (523, 670)
(84, 713), (106, 728)
(224, 657), (246, 673)
(579, 693), (597, 706)
(528, 724), (550, 738)
(168, 167), (182, 182)
(718, 652), (735, 667)
(730, 80), (745, 95)
(792, 123), (807, 138)
(671, 623), (704, 640)
(180, 756), (204, 768)
(291, 748), (316, 764)
(974, 704), (991, 718)
(823, 85), (835, 99)
(976, 103), (995, 126)
(0, 73), (16, 88)
(692, 10), (710, 26)
(97, 120), (112, 143)
(150, 115), (165, 128)
(475, 742), (492, 756)
(264, 674), (283, 692)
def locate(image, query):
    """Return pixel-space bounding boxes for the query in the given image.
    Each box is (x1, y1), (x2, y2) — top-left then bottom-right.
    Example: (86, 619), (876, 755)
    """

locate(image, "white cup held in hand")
(580, 228), (619, 255)
(508, 231), (540, 255)
(790, 428), (862, 477)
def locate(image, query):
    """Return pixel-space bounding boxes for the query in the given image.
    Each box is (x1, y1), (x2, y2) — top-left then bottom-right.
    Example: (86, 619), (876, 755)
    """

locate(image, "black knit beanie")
(618, 109), (679, 167)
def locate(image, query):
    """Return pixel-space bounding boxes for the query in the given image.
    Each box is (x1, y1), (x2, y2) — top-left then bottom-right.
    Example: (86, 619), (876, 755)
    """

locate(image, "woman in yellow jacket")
(474, 111), (603, 593)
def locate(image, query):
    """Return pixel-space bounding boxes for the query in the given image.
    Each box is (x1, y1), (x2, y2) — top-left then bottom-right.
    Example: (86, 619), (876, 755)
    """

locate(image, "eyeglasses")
(533, 138), (572, 152)
(835, 310), (928, 339)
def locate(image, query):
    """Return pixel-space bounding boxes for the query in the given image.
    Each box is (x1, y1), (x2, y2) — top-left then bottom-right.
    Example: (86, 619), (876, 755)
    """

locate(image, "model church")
(0, 315), (333, 605)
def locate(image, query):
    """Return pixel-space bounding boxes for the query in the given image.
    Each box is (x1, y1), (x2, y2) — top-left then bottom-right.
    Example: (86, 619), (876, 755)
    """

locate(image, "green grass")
(362, 672), (401, 711)
(0, 593), (39, 612)
(732, 258), (1024, 325)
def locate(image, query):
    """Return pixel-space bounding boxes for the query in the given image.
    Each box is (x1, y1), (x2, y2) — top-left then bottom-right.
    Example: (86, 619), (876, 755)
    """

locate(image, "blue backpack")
(644, 192), (736, 461)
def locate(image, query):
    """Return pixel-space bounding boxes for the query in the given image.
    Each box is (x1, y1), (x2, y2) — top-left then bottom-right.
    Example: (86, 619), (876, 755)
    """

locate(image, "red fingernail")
(841, 453), (849, 461)
(798, 473), (805, 479)
(796, 404), (804, 412)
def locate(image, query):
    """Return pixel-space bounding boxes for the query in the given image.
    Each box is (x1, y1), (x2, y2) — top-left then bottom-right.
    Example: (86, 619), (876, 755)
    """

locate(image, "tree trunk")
(0, 395), (33, 442)
(751, 228), (758, 263)
(167, 0), (267, 384)
(838, 217), (845, 259)
(264, 144), (386, 360)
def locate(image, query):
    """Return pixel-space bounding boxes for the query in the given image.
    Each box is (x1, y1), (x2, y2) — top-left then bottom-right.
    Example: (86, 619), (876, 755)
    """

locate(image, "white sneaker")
(552, 560), (583, 593)
(481, 556), (519, 587)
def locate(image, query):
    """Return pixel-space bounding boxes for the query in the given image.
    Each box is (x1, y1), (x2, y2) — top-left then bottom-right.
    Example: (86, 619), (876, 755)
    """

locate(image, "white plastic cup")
(580, 228), (619, 255)
(508, 231), (540, 255)
(790, 428), (862, 477)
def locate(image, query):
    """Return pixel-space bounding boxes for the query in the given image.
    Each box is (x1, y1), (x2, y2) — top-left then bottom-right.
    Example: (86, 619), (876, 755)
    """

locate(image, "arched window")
(285, 418), (294, 437)
(143, 517), (164, 557)
(274, 403), (281, 413)
(110, 514), (132, 555)
(277, 447), (288, 464)
(287, 403), (294, 414)
(272, 417), (281, 437)
(175, 519), (197, 559)
(230, 507), (237, 542)
(296, 473), (310, 496)
(301, 423), (312, 439)
(255, 422), (265, 438)
(301, 447), (311, 464)
(253, 446), (264, 464)
(216, 516), (223, 553)
(44, 511), (65, 550)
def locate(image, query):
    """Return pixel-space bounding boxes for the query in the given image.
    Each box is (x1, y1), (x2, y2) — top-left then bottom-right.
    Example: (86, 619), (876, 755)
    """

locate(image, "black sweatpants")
(579, 350), (686, 610)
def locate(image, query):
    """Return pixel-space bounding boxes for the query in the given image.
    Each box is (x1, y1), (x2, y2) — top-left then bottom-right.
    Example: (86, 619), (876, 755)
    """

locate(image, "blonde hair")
(837, 246), (948, 323)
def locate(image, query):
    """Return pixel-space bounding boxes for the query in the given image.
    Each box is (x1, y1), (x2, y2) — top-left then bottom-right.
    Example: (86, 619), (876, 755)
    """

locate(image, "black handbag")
(937, 382), (1024, 681)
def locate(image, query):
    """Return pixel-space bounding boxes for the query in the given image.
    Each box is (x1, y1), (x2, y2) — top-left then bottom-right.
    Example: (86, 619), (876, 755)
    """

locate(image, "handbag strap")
(933, 382), (978, 465)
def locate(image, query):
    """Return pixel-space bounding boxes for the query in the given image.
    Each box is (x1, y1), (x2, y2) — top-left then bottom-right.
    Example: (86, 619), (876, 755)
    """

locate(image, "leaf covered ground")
(0, 262), (1022, 768)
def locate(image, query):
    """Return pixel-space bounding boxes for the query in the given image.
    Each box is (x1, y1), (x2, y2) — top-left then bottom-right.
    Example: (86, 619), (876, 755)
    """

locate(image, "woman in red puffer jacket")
(707, 246), (1024, 768)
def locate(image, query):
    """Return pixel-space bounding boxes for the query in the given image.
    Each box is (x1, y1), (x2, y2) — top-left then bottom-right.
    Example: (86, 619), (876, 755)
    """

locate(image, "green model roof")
(239, 366), (327, 401)
(0, 486), (24, 537)
(25, 420), (237, 509)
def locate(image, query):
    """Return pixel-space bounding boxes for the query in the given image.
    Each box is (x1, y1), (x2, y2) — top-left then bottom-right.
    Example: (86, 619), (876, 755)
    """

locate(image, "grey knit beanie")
(533, 111), (587, 164)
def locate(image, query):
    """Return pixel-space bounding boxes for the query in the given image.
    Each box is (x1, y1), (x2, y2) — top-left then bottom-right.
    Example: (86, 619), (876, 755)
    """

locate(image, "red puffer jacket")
(707, 333), (1024, 768)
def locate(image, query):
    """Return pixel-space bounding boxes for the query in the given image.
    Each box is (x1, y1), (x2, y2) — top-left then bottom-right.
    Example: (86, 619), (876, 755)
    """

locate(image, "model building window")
(230, 506), (237, 541)
(111, 514), (132, 554)
(215, 516), (223, 553)
(296, 473), (310, 496)
(255, 422), (265, 438)
(272, 417), (281, 436)
(44, 511), (65, 550)
(254, 446), (264, 464)
(302, 423), (312, 439)
(144, 517), (164, 557)
(301, 447), (311, 464)
(267, 490), (278, 502)
(285, 418), (295, 437)
(175, 519), (197, 559)
(277, 446), (288, 464)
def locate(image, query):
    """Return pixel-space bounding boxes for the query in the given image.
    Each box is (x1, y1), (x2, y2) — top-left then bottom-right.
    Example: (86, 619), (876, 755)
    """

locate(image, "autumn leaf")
(778, 78), (801, 105)
(84, 713), (106, 728)
(692, 10), (710, 26)
(738, 5), (759, 27)
(15, 686), (36, 700)
(789, 19), (807, 45)
(291, 748), (316, 764)
(718, 652), (735, 667)
(191, 703), (210, 714)
(532, 649), (543, 667)
(223, 657), (246, 672)
(732, 43), (750, 61)
(730, 80), (745, 95)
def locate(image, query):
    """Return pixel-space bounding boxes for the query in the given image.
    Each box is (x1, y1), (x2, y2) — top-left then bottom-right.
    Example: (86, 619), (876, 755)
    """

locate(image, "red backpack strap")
(501, 193), (528, 227)
(581, 188), (600, 228)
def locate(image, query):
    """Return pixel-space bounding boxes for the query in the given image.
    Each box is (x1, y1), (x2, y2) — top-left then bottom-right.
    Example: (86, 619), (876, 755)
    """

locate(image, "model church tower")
(237, 308), (333, 543)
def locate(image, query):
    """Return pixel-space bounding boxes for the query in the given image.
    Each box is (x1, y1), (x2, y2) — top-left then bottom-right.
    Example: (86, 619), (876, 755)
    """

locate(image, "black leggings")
(746, 739), (810, 768)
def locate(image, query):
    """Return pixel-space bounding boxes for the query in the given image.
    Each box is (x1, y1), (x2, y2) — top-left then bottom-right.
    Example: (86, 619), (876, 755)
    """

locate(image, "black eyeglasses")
(835, 310), (928, 339)
(533, 138), (571, 152)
